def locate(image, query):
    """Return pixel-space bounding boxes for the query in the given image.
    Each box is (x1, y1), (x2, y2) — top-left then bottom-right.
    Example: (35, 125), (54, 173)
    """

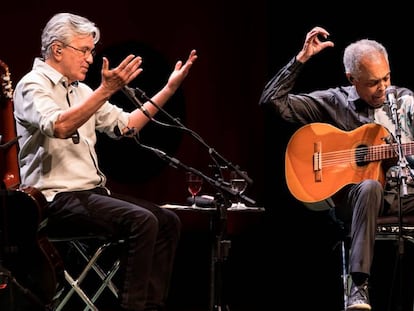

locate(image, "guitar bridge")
(313, 141), (322, 182)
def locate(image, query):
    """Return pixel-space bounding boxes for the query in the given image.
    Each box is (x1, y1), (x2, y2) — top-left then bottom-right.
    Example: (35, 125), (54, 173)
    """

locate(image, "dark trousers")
(45, 187), (181, 311)
(334, 180), (383, 276)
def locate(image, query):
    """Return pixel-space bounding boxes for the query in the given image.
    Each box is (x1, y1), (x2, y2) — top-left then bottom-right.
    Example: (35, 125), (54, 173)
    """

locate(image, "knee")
(358, 179), (384, 209)
(360, 179), (383, 195)
(164, 209), (182, 235)
(129, 210), (159, 236)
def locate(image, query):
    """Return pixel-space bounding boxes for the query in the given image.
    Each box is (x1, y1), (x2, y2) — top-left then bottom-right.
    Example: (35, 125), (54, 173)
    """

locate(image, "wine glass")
(229, 170), (248, 209)
(186, 172), (203, 208)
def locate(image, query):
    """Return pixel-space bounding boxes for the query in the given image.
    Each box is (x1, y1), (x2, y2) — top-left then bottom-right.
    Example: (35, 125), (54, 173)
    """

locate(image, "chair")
(36, 196), (123, 311)
(46, 235), (122, 311)
(337, 213), (414, 311)
(0, 59), (122, 311)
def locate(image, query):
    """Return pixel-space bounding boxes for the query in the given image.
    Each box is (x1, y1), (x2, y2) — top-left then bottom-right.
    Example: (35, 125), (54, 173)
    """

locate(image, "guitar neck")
(369, 142), (414, 161)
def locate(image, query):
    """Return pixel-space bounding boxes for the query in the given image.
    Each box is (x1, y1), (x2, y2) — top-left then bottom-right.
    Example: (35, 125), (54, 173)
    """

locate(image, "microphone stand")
(136, 139), (238, 198)
(127, 86), (253, 187)
(136, 139), (244, 311)
(121, 86), (256, 205)
(121, 85), (257, 311)
(389, 94), (408, 229)
(388, 91), (410, 310)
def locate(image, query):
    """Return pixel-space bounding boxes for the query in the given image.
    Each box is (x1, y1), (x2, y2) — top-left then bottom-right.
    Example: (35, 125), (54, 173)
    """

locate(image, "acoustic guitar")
(0, 59), (63, 309)
(284, 122), (409, 204)
(0, 59), (19, 190)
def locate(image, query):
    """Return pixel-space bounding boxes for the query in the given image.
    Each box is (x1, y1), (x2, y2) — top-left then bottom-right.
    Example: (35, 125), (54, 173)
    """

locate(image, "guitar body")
(0, 60), (63, 309)
(0, 59), (20, 189)
(0, 190), (63, 306)
(285, 122), (390, 203)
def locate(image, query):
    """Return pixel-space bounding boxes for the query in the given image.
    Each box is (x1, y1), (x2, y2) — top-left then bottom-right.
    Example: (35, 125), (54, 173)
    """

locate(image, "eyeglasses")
(66, 44), (96, 58)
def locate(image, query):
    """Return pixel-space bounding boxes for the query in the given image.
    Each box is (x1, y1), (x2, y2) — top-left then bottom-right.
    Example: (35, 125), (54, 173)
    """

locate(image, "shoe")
(346, 281), (371, 310)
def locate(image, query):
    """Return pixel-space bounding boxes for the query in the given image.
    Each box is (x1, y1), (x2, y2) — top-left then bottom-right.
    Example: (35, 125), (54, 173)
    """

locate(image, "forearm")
(54, 85), (112, 138)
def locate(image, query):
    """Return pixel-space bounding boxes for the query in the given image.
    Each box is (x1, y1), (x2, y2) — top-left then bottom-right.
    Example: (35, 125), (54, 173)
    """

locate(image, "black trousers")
(45, 187), (181, 311)
(334, 179), (383, 276)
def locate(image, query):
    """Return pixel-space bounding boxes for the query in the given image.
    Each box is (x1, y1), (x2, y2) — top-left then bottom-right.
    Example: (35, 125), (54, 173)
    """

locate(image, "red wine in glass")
(188, 181), (202, 197)
(186, 172), (203, 207)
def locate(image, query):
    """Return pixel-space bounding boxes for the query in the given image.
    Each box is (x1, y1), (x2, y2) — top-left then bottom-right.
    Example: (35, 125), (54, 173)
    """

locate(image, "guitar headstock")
(0, 59), (13, 101)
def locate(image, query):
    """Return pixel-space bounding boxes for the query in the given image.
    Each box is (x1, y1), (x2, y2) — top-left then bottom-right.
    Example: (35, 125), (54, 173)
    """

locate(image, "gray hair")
(343, 39), (389, 78)
(41, 13), (100, 59)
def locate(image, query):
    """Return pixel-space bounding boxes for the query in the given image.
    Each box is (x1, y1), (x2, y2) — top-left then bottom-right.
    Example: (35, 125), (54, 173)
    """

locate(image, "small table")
(161, 204), (265, 311)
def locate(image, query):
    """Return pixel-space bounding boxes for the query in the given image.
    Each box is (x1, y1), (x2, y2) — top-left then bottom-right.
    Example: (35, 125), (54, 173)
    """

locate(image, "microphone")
(385, 86), (397, 106)
(121, 86), (152, 120)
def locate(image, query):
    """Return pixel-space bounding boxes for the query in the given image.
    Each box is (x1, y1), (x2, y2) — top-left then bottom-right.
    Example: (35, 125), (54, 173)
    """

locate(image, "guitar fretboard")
(368, 142), (414, 161)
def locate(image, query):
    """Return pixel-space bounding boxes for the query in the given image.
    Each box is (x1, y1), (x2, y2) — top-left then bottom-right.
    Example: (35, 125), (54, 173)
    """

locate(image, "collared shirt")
(259, 56), (414, 141)
(13, 57), (130, 201)
(259, 56), (414, 206)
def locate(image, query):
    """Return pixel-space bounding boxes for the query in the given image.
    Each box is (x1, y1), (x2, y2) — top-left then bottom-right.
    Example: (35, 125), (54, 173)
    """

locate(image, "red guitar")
(285, 122), (408, 204)
(0, 59), (63, 308)
(0, 59), (19, 190)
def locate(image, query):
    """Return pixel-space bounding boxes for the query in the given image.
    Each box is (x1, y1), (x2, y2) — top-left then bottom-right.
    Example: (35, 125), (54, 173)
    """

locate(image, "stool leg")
(341, 240), (349, 311)
(56, 270), (99, 311)
(55, 242), (112, 311)
(83, 260), (120, 311)
(74, 242), (119, 297)
(52, 239), (122, 311)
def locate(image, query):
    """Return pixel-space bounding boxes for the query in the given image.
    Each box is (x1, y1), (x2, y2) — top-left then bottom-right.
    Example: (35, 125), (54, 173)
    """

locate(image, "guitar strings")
(318, 144), (403, 167)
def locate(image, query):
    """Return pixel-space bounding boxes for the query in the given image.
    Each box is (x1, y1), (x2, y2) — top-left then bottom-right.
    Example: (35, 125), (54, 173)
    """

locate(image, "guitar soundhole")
(355, 144), (369, 166)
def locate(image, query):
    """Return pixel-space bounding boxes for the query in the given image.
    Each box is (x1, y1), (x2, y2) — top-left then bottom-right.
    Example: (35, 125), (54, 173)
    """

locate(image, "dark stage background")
(2, 1), (414, 310)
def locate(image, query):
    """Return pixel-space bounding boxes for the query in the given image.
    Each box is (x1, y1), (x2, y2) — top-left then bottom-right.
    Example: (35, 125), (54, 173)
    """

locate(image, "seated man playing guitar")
(259, 26), (414, 311)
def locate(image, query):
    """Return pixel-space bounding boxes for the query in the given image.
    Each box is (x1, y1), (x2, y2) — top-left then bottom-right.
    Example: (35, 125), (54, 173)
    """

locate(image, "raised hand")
(165, 49), (198, 93)
(100, 54), (143, 94)
(296, 26), (334, 63)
